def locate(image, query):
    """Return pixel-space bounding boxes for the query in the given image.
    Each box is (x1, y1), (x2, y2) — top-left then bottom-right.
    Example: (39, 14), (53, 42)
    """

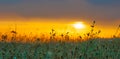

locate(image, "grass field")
(0, 33), (120, 59)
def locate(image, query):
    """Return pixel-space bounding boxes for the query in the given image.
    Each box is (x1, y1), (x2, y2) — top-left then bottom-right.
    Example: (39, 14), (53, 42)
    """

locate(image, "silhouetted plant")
(50, 29), (56, 42)
(79, 35), (82, 38)
(61, 34), (64, 38)
(113, 25), (120, 38)
(91, 21), (95, 33)
(1, 34), (7, 42)
(11, 30), (17, 34)
(65, 32), (70, 41)
(10, 30), (17, 42)
(86, 21), (101, 39)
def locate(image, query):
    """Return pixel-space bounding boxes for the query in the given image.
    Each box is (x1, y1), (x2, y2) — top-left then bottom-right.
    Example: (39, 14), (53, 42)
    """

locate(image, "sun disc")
(73, 22), (85, 29)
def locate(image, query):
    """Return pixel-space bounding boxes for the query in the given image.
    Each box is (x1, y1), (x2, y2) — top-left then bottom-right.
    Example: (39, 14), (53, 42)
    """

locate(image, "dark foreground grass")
(0, 38), (120, 59)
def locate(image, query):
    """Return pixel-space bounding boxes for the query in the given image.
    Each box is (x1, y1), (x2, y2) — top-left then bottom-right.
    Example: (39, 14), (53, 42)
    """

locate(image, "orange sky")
(0, 18), (119, 38)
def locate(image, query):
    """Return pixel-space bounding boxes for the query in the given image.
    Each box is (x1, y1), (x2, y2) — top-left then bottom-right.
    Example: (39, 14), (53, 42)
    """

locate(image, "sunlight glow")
(73, 22), (85, 29)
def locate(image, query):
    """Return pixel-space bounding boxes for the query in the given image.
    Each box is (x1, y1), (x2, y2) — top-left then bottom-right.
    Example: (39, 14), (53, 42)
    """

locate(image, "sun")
(73, 22), (85, 29)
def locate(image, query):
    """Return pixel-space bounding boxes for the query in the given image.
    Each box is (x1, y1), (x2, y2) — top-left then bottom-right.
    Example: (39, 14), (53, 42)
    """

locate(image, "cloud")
(0, 0), (120, 23)
(87, 0), (120, 5)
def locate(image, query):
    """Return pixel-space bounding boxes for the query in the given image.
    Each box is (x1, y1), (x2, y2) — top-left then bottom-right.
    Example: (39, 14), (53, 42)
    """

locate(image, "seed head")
(93, 21), (96, 24)
(98, 30), (101, 34)
(91, 25), (94, 28)
(61, 34), (64, 37)
(11, 30), (17, 34)
(87, 33), (90, 36)
(52, 29), (55, 32)
(79, 36), (82, 39)
(53, 33), (56, 36)
(66, 32), (69, 34)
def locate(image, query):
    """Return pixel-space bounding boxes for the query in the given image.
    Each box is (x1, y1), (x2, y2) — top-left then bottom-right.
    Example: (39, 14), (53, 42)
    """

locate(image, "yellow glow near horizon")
(0, 20), (117, 38)
(73, 22), (85, 29)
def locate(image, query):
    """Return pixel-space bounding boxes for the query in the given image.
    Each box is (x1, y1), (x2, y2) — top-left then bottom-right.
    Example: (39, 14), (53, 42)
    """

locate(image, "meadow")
(0, 21), (120, 59)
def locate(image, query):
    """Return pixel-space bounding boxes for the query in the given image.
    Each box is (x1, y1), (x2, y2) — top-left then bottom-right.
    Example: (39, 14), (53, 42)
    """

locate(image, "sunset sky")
(0, 0), (120, 37)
